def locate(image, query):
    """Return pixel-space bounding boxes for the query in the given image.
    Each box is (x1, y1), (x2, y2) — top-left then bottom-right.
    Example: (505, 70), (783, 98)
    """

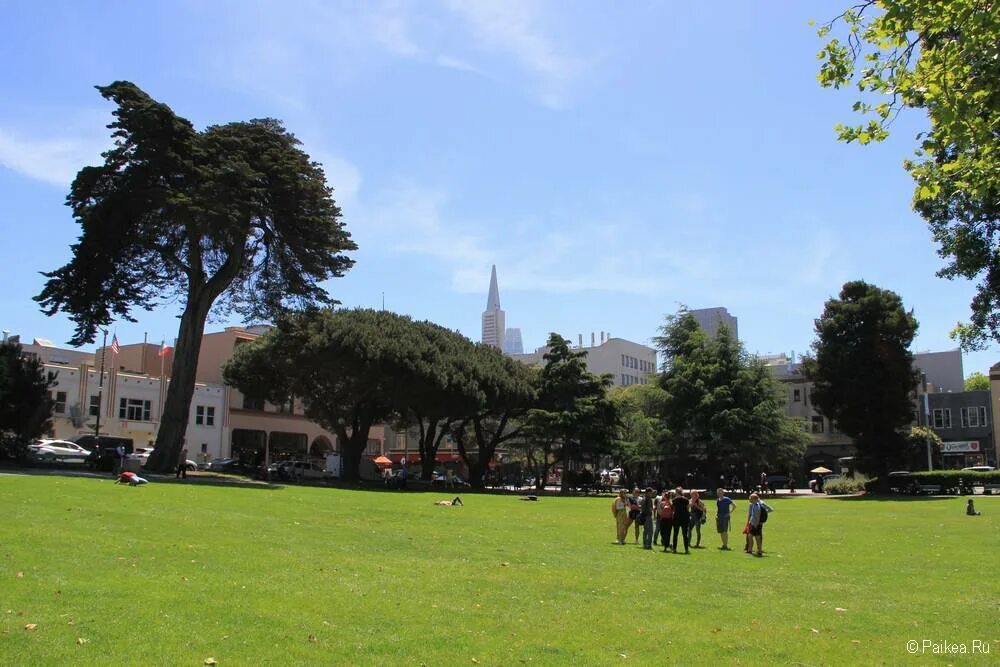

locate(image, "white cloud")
(0, 127), (107, 187)
(444, 0), (582, 106)
(358, 182), (713, 298)
(193, 0), (585, 111)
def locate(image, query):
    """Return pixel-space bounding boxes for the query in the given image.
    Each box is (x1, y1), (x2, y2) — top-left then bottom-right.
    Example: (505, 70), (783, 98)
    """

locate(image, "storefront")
(941, 440), (986, 468)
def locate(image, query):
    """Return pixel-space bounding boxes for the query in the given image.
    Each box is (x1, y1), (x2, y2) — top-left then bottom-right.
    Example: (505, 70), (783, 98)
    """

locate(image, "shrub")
(824, 474), (872, 495)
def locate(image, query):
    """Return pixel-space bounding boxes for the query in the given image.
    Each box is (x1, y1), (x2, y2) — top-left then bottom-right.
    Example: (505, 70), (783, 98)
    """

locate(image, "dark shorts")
(628, 510), (640, 521)
(750, 523), (763, 536)
(716, 515), (731, 533)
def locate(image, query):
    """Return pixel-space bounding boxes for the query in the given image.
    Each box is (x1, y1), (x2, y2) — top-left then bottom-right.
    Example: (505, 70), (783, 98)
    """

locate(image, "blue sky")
(1, 1), (996, 376)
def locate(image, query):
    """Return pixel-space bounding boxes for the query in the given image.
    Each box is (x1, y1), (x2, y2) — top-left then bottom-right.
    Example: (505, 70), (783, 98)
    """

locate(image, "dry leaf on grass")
(500, 562), (510, 567)
(835, 607), (847, 612)
(24, 623), (38, 631)
(204, 659), (217, 666)
(77, 638), (89, 645)
(16, 572), (24, 578)
(308, 634), (318, 643)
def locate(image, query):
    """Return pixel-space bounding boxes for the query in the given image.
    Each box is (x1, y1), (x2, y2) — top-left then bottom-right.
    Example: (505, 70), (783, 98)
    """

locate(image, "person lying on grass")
(435, 497), (464, 506)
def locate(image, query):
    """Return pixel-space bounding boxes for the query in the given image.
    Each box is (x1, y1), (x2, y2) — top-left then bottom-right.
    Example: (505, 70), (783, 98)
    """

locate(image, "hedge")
(908, 470), (1000, 485)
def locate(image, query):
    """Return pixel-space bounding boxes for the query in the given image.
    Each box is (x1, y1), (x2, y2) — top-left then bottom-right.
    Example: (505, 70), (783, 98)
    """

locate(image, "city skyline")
(1, 2), (997, 376)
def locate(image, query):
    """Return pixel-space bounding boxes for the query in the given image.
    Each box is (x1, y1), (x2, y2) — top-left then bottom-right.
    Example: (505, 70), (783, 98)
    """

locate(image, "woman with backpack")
(689, 490), (707, 548)
(658, 490), (675, 553)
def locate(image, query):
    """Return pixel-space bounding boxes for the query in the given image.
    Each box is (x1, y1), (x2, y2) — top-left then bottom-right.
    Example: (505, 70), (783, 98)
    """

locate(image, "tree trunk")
(418, 417), (441, 481)
(334, 415), (378, 483)
(146, 292), (213, 473)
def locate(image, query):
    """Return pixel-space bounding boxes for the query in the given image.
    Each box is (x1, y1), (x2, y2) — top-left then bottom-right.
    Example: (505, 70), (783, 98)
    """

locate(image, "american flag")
(110, 334), (120, 355)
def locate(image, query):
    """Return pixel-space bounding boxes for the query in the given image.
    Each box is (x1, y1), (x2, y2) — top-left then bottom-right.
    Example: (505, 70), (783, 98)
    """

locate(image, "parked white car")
(130, 448), (197, 470)
(28, 439), (91, 463)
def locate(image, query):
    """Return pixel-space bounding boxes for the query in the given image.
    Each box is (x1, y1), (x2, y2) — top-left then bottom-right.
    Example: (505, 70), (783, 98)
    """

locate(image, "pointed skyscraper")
(481, 265), (506, 350)
(486, 265), (501, 311)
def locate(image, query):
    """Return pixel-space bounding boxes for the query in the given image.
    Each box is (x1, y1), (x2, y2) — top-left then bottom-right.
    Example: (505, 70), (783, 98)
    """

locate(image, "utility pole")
(94, 330), (107, 439)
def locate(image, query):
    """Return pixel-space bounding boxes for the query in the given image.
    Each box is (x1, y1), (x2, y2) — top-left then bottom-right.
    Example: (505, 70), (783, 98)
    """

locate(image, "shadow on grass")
(829, 493), (957, 502)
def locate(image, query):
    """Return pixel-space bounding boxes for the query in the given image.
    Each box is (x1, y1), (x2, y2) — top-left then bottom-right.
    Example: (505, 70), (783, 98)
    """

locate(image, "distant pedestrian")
(176, 447), (188, 479)
(658, 490), (675, 553)
(628, 487), (642, 543)
(670, 491), (691, 553)
(612, 490), (630, 544)
(640, 487), (656, 549)
(689, 490), (706, 548)
(747, 493), (773, 557)
(716, 488), (736, 550)
(788, 476), (796, 494)
(966, 499), (981, 516)
(652, 489), (665, 547)
(113, 444), (125, 476)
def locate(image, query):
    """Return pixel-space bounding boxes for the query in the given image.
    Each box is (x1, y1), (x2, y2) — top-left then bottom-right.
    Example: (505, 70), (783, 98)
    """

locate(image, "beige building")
(25, 328), (389, 469)
(511, 333), (657, 387)
(26, 337), (225, 457)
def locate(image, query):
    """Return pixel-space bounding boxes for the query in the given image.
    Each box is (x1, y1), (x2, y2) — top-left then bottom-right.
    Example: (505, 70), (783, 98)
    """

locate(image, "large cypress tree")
(35, 82), (355, 472)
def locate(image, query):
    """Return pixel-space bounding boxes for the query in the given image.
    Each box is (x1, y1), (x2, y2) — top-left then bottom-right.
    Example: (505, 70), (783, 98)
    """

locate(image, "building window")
(961, 406), (988, 428)
(50, 391), (67, 414)
(811, 416), (825, 434)
(932, 409), (951, 429)
(195, 405), (216, 427)
(793, 389), (801, 402)
(365, 439), (381, 456)
(119, 398), (151, 421)
(89, 395), (100, 417)
(621, 354), (626, 367)
(242, 395), (264, 411)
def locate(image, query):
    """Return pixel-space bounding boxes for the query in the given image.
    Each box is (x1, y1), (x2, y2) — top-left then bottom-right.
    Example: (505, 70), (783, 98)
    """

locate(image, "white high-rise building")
(481, 265), (506, 350)
(511, 333), (656, 387)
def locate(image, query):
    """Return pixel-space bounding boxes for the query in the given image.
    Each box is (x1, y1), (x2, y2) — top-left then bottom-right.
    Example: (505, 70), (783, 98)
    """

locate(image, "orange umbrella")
(373, 455), (393, 466)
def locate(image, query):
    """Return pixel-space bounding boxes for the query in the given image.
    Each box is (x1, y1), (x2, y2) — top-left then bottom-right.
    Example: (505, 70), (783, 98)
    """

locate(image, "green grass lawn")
(1, 475), (998, 665)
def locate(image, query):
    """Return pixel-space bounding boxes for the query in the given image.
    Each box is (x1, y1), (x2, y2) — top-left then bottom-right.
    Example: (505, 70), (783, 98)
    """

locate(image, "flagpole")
(94, 329), (107, 439)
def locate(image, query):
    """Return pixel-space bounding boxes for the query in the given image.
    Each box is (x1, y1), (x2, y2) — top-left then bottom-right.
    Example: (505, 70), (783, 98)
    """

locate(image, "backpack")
(759, 505), (769, 524)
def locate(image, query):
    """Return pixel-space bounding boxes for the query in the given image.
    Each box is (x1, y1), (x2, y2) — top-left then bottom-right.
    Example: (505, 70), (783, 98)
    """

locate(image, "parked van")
(76, 435), (134, 471)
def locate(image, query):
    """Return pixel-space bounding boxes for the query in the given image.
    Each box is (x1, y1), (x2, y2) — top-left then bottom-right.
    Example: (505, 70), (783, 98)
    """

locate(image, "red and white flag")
(159, 341), (172, 357)
(110, 334), (120, 355)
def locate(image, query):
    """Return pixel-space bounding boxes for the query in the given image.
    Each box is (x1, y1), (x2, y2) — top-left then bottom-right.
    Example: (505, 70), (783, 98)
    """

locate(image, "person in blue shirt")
(715, 488), (736, 550)
(747, 493), (774, 557)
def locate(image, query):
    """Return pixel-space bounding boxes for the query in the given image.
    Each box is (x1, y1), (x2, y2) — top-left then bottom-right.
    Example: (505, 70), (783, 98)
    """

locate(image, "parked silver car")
(27, 439), (91, 463)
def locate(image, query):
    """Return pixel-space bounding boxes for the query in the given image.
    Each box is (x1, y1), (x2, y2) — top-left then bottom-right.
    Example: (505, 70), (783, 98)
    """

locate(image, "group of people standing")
(611, 486), (773, 557)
